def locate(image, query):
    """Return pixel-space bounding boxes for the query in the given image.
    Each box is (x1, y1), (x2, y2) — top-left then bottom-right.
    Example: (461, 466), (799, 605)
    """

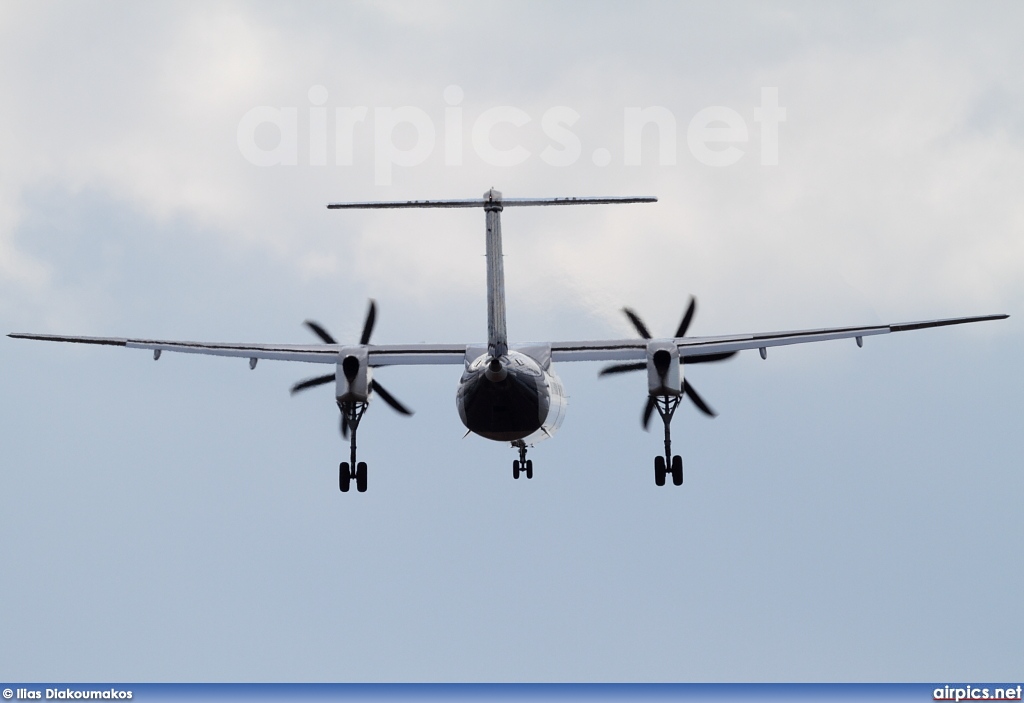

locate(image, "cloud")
(1, 2), (1020, 337)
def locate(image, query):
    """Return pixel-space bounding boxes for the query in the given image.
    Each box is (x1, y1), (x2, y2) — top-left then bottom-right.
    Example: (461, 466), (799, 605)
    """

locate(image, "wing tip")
(890, 314), (1010, 332)
(8, 332), (128, 346)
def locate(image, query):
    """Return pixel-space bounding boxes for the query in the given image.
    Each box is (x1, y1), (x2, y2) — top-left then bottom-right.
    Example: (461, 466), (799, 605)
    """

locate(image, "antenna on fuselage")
(327, 190), (657, 358)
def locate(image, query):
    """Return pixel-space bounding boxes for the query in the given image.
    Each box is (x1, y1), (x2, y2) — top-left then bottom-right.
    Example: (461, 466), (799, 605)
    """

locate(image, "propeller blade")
(674, 297), (697, 338)
(371, 379), (413, 415)
(291, 373), (336, 395)
(341, 413), (349, 439)
(360, 299), (377, 345)
(599, 362), (646, 376)
(642, 396), (656, 430)
(683, 379), (717, 417)
(304, 320), (337, 345)
(682, 351), (738, 364)
(622, 308), (652, 339)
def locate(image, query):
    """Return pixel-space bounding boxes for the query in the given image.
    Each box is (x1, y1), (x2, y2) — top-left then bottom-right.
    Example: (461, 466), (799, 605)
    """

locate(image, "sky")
(1, 0), (1022, 682)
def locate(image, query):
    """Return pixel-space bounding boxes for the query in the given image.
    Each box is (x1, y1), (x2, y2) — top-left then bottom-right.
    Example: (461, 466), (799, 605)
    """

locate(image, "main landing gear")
(338, 400), (369, 493)
(651, 395), (684, 487)
(512, 440), (533, 480)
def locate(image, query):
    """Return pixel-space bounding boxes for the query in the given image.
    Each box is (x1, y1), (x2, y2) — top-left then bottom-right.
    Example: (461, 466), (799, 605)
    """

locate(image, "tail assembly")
(328, 189), (657, 361)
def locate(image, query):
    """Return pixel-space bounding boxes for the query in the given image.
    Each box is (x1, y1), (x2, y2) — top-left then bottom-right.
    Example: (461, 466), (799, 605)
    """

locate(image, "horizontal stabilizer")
(327, 195), (657, 209)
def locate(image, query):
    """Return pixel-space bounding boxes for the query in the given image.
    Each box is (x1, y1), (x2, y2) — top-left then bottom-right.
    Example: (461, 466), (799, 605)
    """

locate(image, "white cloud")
(1, 2), (1020, 335)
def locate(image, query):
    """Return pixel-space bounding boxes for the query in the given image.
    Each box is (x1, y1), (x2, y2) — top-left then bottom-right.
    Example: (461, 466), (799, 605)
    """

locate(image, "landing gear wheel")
(513, 460), (521, 480)
(671, 455), (683, 486)
(356, 461), (368, 493)
(525, 459), (533, 480)
(654, 455), (666, 486)
(339, 462), (351, 492)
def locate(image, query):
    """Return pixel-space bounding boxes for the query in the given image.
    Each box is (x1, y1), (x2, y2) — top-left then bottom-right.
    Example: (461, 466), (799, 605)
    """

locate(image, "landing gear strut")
(652, 395), (684, 486)
(338, 400), (369, 493)
(512, 440), (533, 480)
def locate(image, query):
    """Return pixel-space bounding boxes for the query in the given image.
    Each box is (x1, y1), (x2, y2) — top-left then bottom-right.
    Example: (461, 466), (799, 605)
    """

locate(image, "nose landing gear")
(512, 440), (533, 480)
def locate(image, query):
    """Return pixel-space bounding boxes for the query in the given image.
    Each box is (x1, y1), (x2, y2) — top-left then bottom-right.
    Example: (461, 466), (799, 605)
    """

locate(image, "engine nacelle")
(336, 345), (371, 403)
(646, 341), (681, 396)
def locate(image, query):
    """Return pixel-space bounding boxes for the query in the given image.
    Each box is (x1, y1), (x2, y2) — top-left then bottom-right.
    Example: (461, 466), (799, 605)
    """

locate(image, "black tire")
(339, 462), (351, 492)
(356, 462), (368, 493)
(671, 455), (683, 486)
(525, 459), (533, 480)
(513, 460), (520, 480)
(654, 455), (666, 486)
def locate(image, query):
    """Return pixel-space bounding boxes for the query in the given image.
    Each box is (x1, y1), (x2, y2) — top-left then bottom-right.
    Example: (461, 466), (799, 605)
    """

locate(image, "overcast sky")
(1, 1), (1022, 682)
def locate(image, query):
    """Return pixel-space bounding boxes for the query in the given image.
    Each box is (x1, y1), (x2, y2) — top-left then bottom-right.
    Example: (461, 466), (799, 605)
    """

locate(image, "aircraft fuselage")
(457, 347), (567, 443)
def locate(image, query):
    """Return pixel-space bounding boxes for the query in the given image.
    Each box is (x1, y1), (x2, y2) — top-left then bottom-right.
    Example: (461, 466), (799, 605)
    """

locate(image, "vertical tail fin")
(482, 189), (507, 357)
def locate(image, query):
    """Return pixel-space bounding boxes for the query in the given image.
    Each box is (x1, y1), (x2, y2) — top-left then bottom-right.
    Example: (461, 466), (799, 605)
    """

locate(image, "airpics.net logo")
(236, 85), (786, 185)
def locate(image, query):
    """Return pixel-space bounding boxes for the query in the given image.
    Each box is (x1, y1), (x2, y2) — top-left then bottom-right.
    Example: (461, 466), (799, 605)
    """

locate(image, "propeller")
(291, 373), (335, 393)
(370, 379), (412, 416)
(290, 300), (413, 435)
(304, 320), (337, 345)
(600, 296), (735, 427)
(642, 396), (657, 429)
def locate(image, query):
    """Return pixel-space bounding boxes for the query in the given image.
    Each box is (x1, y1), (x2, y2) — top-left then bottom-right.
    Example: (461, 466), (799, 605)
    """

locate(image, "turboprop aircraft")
(9, 189), (1009, 492)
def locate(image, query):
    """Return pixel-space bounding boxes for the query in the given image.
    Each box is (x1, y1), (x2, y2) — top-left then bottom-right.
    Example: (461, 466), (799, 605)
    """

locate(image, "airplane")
(9, 188), (1009, 492)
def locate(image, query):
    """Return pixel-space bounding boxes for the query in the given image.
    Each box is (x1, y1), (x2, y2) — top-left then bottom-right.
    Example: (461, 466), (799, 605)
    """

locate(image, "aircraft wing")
(6, 333), (467, 366)
(9, 313), (1008, 367)
(549, 314), (1009, 362)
